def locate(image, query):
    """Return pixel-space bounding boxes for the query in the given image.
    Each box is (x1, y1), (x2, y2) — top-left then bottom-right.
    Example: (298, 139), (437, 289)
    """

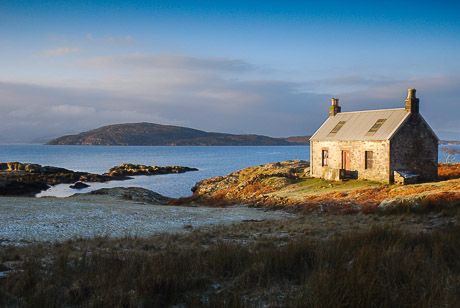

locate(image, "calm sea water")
(0, 145), (308, 198)
(0, 145), (457, 198)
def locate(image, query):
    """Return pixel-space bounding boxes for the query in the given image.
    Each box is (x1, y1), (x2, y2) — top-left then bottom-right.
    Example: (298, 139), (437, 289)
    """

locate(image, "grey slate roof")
(310, 108), (410, 141)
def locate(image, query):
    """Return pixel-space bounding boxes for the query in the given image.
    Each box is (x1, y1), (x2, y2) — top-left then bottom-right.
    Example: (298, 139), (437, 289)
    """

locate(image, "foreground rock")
(89, 187), (172, 205)
(105, 163), (198, 177)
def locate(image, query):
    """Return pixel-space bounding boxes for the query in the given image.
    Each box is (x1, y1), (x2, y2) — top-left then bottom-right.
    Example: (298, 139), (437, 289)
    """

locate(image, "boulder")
(69, 182), (90, 189)
(89, 187), (171, 204)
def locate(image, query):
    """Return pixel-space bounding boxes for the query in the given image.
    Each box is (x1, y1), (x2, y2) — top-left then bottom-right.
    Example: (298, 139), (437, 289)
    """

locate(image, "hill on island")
(47, 122), (309, 146)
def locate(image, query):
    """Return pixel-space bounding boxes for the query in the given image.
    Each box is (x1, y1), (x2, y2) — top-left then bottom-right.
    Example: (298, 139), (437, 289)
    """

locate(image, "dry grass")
(439, 163), (460, 180)
(1, 222), (460, 307)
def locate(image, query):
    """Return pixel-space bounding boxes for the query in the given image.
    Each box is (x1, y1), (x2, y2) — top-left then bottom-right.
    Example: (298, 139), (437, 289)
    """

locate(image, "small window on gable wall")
(322, 150), (329, 166)
(365, 151), (374, 169)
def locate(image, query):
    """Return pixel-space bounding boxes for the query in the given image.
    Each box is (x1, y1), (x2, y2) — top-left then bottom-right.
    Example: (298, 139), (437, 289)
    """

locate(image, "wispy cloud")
(85, 54), (257, 72)
(85, 33), (134, 45)
(338, 75), (460, 138)
(1, 48), (459, 143)
(42, 47), (80, 57)
(0, 74), (328, 143)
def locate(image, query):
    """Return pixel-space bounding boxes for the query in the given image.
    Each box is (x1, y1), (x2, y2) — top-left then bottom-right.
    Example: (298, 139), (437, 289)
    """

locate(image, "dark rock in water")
(89, 187), (171, 205)
(69, 182), (90, 189)
(0, 161), (127, 196)
(0, 181), (50, 196)
(105, 163), (198, 177)
(0, 161), (194, 196)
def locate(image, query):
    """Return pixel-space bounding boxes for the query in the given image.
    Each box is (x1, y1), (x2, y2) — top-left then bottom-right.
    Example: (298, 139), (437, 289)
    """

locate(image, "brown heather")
(1, 224), (460, 307)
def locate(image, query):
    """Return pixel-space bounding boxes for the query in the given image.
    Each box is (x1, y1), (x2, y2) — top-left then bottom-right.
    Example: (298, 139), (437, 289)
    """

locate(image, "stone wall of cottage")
(390, 114), (438, 182)
(310, 140), (391, 182)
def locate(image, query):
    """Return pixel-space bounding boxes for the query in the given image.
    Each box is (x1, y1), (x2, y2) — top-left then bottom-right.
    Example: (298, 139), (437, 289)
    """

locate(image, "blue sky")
(1, 0), (460, 142)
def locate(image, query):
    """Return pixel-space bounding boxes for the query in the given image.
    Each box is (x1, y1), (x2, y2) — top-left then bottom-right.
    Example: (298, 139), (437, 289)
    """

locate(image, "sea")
(0, 145), (458, 198)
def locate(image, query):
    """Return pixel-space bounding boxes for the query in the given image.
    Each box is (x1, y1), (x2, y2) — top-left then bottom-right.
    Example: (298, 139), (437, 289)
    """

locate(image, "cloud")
(0, 75), (328, 143)
(85, 54), (257, 72)
(42, 47), (80, 57)
(1, 49), (459, 143)
(85, 33), (134, 45)
(337, 75), (460, 138)
(0, 81), (168, 143)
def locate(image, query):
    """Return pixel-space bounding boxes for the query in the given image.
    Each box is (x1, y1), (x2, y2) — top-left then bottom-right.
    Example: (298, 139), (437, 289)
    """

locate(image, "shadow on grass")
(2, 225), (460, 307)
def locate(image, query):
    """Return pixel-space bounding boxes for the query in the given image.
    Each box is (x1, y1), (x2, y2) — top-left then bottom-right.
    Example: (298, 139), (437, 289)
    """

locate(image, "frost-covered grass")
(0, 194), (293, 245)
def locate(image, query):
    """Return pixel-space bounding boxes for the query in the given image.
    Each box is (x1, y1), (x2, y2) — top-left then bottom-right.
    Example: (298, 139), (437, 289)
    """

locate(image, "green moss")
(273, 178), (383, 198)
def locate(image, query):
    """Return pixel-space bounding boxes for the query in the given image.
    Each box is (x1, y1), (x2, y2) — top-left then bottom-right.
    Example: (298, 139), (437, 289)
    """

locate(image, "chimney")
(405, 88), (419, 113)
(329, 98), (341, 117)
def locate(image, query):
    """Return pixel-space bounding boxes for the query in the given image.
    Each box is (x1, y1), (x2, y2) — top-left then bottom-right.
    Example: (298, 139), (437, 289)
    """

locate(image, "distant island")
(47, 122), (310, 146)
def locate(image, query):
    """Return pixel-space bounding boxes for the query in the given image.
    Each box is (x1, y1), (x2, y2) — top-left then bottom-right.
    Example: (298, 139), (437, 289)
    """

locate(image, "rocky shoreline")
(0, 162), (198, 196)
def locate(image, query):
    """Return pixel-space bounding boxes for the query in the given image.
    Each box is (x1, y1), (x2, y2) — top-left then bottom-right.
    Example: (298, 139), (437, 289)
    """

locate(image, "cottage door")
(342, 151), (351, 171)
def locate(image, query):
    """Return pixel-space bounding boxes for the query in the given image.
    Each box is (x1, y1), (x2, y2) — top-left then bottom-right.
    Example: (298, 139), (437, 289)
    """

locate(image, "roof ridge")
(338, 108), (405, 114)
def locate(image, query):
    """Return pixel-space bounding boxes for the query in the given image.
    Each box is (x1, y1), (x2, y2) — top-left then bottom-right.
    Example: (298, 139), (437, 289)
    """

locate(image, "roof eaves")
(420, 115), (440, 142)
(309, 116), (331, 141)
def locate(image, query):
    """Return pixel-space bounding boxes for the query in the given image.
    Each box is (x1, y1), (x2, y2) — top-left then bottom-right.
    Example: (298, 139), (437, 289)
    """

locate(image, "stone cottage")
(309, 88), (438, 184)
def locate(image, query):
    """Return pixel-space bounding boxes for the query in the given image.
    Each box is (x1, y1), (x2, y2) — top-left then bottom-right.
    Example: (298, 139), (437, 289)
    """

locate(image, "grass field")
(1, 218), (460, 307)
(271, 177), (383, 199)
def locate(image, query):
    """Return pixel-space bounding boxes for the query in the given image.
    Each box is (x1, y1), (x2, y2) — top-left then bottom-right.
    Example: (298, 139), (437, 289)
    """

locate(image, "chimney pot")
(405, 88), (419, 114)
(329, 97), (341, 117)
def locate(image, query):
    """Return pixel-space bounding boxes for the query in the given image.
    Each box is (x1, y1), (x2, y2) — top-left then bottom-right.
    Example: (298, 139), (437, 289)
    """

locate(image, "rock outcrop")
(0, 162), (123, 196)
(191, 160), (310, 205)
(89, 187), (171, 204)
(105, 164), (198, 177)
(0, 162), (199, 196)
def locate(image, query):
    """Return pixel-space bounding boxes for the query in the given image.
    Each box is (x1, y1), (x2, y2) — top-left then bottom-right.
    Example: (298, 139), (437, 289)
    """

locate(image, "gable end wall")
(389, 114), (438, 182)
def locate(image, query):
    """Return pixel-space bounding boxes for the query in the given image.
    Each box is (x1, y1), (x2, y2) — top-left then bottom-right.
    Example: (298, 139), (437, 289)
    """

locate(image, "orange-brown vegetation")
(438, 163), (460, 180)
(190, 161), (460, 213)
